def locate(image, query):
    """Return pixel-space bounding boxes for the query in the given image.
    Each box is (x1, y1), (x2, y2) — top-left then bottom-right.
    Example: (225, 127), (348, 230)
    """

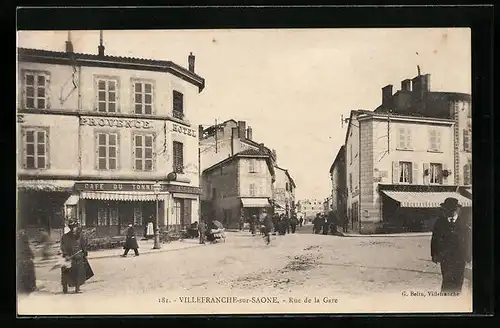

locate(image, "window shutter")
(94, 132), (100, 169)
(423, 163), (430, 185)
(392, 161), (399, 184)
(406, 128), (412, 149)
(115, 133), (120, 170)
(412, 162), (419, 184)
(443, 162), (449, 181)
(436, 130), (441, 151)
(131, 82), (136, 114)
(45, 74), (51, 109)
(44, 129), (50, 169)
(21, 130), (27, 168)
(132, 134), (137, 170)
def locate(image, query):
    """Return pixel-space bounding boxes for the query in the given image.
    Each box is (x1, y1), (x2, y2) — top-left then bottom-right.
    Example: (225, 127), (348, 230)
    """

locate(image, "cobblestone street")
(18, 230), (472, 315)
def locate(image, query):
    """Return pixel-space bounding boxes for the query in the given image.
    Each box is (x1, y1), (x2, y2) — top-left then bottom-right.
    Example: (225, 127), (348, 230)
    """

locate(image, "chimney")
(65, 31), (74, 53)
(231, 127), (239, 140)
(421, 74), (431, 93)
(246, 126), (253, 140)
(237, 121), (246, 139)
(412, 76), (421, 98)
(382, 84), (393, 106)
(198, 125), (204, 140)
(98, 30), (105, 56)
(188, 52), (195, 73)
(231, 127), (239, 155)
(401, 79), (411, 91)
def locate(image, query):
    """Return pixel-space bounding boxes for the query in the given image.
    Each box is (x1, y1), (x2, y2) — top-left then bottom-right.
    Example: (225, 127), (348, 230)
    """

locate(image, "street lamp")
(152, 181), (162, 250)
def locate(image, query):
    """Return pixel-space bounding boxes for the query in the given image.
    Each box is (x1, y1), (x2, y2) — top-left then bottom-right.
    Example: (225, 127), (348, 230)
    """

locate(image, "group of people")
(239, 210), (303, 244)
(312, 212), (339, 235)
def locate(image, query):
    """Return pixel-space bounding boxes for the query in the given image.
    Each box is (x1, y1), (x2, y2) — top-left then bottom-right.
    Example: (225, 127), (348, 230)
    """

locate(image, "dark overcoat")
(124, 227), (139, 249)
(263, 214), (274, 234)
(60, 231), (93, 288)
(17, 232), (36, 293)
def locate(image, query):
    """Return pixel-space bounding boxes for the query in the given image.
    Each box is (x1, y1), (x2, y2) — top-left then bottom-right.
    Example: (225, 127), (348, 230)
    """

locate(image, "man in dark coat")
(60, 221), (93, 294)
(262, 210), (273, 245)
(17, 229), (36, 294)
(122, 224), (139, 257)
(431, 197), (472, 293)
(312, 213), (322, 234)
(290, 213), (298, 233)
(198, 219), (207, 244)
(249, 215), (257, 236)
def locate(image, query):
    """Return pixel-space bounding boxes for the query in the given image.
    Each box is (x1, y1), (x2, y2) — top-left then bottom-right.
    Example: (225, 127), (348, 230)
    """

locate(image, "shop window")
(97, 207), (108, 226)
(23, 70), (50, 109)
(133, 80), (154, 115)
(95, 77), (119, 113)
(428, 128), (441, 152)
(22, 127), (49, 169)
(96, 132), (119, 170)
(134, 134), (155, 171)
(133, 207), (143, 226)
(173, 90), (184, 119)
(173, 141), (184, 173)
(430, 163), (443, 184)
(399, 162), (412, 183)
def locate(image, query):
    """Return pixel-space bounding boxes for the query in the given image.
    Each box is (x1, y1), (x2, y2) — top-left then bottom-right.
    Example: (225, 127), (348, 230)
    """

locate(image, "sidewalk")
(34, 238), (204, 267)
(340, 232), (432, 237)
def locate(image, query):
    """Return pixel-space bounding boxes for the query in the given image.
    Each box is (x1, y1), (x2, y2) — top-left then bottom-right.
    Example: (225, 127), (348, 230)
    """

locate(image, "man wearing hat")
(60, 220), (92, 293)
(122, 224), (139, 257)
(431, 197), (472, 293)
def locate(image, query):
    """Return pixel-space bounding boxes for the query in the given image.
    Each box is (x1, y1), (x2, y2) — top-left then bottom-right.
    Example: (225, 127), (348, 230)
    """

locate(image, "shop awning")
(173, 193), (199, 200)
(80, 191), (160, 202)
(17, 180), (74, 192)
(274, 202), (286, 209)
(241, 198), (272, 208)
(382, 191), (472, 208)
(64, 195), (80, 206)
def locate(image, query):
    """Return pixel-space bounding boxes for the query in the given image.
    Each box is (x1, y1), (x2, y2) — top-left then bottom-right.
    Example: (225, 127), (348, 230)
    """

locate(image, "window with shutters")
(173, 141), (184, 173)
(95, 77), (119, 113)
(249, 159), (256, 173)
(463, 123), (471, 152)
(172, 90), (184, 120)
(96, 132), (119, 170)
(429, 163), (443, 184)
(399, 162), (412, 183)
(22, 127), (49, 169)
(428, 128), (441, 152)
(22, 70), (50, 109)
(249, 183), (256, 197)
(133, 80), (154, 115)
(134, 133), (155, 171)
(397, 127), (412, 149)
(463, 161), (472, 185)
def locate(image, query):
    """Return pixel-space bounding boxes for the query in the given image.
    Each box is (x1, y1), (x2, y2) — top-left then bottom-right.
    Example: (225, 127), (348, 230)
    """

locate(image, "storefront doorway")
(173, 198), (192, 229)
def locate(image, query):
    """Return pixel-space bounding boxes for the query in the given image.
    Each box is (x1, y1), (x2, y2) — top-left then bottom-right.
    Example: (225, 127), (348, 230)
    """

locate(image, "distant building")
(200, 147), (275, 228)
(273, 166), (297, 216)
(17, 38), (205, 239)
(329, 146), (347, 232)
(296, 199), (324, 222)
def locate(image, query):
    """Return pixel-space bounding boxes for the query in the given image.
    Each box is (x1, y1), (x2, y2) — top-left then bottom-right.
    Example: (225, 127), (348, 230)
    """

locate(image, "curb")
(34, 242), (204, 267)
(339, 233), (432, 238)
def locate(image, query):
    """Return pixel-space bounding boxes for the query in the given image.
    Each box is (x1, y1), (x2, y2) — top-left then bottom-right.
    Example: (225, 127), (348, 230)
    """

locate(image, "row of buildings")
(329, 72), (472, 234)
(16, 34), (296, 239)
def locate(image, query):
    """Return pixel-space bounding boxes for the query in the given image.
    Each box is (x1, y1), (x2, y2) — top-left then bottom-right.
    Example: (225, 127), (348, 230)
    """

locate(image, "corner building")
(17, 44), (205, 239)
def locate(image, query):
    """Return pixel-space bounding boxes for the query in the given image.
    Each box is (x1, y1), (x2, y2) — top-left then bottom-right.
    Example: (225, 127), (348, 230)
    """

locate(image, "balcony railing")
(173, 110), (184, 120)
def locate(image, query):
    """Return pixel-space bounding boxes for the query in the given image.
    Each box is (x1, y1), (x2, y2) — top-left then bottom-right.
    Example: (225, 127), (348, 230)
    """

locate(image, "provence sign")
(172, 123), (197, 138)
(74, 182), (201, 194)
(80, 117), (153, 129)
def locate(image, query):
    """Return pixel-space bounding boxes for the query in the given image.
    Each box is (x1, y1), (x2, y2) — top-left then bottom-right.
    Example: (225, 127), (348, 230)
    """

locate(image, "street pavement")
(18, 229), (472, 315)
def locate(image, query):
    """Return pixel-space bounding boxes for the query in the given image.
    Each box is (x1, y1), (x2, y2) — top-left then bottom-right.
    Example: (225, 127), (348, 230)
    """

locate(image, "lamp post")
(152, 181), (162, 249)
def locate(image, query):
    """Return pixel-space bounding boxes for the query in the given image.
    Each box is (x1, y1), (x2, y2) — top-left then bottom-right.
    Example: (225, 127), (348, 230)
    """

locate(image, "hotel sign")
(172, 123), (197, 138)
(80, 117), (153, 129)
(74, 182), (201, 194)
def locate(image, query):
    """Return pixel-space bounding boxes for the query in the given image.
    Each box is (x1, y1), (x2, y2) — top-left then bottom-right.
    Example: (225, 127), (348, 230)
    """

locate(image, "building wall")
(239, 158), (272, 198)
(451, 99), (472, 186)
(345, 115), (360, 231)
(359, 119), (375, 233)
(297, 199), (324, 220)
(331, 148), (347, 222)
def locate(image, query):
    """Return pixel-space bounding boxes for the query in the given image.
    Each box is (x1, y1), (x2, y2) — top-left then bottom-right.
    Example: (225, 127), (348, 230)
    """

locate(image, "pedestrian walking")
(313, 213), (322, 234)
(17, 229), (36, 294)
(121, 224), (139, 257)
(290, 214), (298, 233)
(322, 214), (329, 235)
(60, 221), (94, 294)
(262, 209), (273, 245)
(299, 217), (303, 227)
(239, 214), (245, 231)
(249, 215), (257, 236)
(431, 197), (472, 293)
(198, 219), (207, 244)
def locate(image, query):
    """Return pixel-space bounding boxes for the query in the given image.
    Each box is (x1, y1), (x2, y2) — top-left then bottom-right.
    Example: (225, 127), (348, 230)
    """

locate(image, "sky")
(17, 28), (471, 200)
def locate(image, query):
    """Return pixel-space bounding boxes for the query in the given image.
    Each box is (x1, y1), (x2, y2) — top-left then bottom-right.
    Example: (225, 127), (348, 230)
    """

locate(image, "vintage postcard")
(16, 28), (472, 315)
